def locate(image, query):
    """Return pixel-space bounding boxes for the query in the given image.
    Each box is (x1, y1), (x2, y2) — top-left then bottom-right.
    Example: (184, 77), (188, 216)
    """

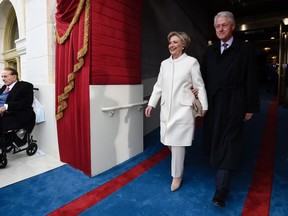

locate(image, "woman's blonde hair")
(167, 31), (191, 52)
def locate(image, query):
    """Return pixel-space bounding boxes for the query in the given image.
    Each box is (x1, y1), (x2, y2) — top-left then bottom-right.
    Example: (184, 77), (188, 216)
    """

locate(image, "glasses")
(215, 24), (230, 30)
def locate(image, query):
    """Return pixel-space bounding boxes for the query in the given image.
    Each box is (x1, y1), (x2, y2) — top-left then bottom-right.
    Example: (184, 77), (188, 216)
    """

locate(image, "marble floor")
(0, 147), (64, 188)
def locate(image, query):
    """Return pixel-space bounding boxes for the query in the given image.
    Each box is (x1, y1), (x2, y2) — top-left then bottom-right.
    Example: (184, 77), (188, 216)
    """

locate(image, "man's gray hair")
(214, 11), (235, 26)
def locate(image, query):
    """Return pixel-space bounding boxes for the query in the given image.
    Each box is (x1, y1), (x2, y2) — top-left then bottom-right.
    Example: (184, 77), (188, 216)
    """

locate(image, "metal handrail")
(101, 100), (148, 117)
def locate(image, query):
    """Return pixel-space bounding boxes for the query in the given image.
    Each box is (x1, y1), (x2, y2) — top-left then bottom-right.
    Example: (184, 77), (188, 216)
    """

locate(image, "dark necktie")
(222, 43), (228, 53)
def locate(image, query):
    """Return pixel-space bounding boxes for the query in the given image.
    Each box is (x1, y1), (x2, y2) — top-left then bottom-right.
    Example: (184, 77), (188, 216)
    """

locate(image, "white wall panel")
(90, 85), (144, 176)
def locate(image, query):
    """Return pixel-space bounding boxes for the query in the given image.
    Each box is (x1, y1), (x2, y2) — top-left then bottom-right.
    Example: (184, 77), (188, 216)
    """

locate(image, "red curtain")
(90, 0), (142, 84)
(55, 0), (91, 175)
(55, 0), (142, 176)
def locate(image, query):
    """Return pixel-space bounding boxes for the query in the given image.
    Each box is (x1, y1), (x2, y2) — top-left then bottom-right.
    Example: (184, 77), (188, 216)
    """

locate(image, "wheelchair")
(0, 129), (38, 168)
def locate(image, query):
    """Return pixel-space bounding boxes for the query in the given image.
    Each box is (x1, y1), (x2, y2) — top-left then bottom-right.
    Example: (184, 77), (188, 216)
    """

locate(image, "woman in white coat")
(145, 31), (208, 191)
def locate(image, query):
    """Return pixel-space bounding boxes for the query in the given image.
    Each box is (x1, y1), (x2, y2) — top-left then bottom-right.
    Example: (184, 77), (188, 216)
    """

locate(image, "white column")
(25, 0), (56, 84)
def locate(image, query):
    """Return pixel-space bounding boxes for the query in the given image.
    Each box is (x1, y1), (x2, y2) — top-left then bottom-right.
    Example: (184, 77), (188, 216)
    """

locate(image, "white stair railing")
(101, 100), (148, 117)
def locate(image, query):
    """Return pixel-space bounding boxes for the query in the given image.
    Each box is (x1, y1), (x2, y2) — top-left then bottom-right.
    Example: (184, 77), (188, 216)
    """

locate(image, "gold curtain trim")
(56, 0), (90, 121)
(55, 0), (86, 44)
(68, 73), (75, 82)
(57, 101), (68, 113)
(58, 93), (69, 102)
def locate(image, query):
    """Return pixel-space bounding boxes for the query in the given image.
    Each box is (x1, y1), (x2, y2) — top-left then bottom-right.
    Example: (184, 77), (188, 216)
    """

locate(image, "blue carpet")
(0, 93), (287, 216)
(79, 100), (268, 216)
(0, 142), (164, 216)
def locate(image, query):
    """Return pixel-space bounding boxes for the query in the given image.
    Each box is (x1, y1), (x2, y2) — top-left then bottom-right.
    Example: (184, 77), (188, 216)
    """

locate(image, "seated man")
(0, 67), (35, 133)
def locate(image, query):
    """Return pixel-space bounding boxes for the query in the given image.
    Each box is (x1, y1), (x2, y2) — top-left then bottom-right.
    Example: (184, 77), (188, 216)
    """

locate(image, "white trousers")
(170, 146), (185, 178)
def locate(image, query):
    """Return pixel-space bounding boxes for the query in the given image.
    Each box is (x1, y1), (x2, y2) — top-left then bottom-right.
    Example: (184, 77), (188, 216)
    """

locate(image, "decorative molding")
(3, 48), (18, 60)
(15, 37), (26, 55)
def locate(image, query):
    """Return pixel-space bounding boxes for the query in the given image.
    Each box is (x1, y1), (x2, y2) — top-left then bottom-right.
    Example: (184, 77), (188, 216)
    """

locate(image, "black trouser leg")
(216, 169), (232, 192)
(212, 169), (233, 207)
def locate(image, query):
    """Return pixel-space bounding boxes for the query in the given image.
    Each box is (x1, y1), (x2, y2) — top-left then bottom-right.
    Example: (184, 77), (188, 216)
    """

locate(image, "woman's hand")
(145, 106), (153, 117)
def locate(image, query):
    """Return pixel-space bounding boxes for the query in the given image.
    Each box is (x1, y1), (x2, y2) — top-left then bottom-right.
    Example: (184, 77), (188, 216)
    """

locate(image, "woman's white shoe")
(171, 177), (182, 192)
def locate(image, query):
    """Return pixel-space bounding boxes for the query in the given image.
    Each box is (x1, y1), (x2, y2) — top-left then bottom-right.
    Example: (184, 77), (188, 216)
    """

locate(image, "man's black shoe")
(212, 189), (228, 207)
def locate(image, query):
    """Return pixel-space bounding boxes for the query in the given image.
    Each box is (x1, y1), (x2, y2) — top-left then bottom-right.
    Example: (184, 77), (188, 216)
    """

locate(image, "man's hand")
(200, 110), (207, 117)
(244, 113), (253, 121)
(190, 86), (199, 98)
(0, 106), (6, 115)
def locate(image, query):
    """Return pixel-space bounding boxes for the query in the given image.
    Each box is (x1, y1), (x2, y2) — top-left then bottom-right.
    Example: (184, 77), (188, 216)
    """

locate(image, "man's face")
(2, 70), (17, 86)
(215, 16), (235, 42)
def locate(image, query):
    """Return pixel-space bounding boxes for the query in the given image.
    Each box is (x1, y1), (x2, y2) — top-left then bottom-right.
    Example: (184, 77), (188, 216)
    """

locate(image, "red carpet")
(242, 98), (278, 216)
(48, 147), (170, 216)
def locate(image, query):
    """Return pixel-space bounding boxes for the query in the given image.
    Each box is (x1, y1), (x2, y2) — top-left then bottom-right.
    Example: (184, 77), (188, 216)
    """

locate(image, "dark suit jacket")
(201, 38), (260, 170)
(0, 81), (35, 132)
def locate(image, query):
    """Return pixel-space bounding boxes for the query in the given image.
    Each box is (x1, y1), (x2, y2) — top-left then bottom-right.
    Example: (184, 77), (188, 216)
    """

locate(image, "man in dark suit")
(201, 11), (260, 207)
(0, 67), (35, 133)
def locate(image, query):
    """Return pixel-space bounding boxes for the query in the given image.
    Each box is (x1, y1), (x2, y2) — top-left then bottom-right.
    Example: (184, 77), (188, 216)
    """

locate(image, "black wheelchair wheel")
(6, 146), (13, 153)
(0, 153), (7, 168)
(26, 142), (38, 156)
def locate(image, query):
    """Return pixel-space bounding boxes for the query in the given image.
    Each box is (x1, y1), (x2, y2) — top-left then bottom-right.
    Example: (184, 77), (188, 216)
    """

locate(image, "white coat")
(148, 53), (208, 147)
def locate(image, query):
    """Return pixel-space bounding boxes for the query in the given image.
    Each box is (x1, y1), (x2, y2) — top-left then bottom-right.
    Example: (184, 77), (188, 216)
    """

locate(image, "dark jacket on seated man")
(0, 67), (35, 133)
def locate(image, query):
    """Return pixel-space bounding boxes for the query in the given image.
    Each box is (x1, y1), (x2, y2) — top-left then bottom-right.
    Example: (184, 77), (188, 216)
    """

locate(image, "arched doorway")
(2, 6), (20, 75)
